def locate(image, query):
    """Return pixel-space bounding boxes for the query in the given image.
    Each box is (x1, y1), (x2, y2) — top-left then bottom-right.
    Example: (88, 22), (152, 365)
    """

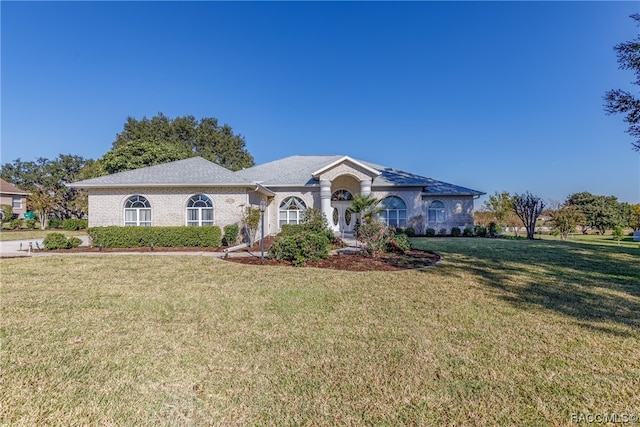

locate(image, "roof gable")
(0, 178), (28, 195)
(311, 156), (381, 179)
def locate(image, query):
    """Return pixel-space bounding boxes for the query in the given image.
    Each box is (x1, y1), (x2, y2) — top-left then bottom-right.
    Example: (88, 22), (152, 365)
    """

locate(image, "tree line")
(477, 190), (640, 240)
(0, 113), (254, 228)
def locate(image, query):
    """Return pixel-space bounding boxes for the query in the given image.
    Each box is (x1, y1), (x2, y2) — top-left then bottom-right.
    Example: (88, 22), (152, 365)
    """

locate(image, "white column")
(360, 179), (372, 197)
(320, 179), (333, 228)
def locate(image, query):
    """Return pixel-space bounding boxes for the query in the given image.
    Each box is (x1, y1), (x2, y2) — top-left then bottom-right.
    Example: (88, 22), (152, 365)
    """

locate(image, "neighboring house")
(69, 155), (484, 236)
(0, 178), (29, 219)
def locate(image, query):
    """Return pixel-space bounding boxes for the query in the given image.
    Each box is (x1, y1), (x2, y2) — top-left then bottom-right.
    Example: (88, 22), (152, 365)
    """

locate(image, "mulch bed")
(224, 249), (442, 271)
(34, 236), (442, 271)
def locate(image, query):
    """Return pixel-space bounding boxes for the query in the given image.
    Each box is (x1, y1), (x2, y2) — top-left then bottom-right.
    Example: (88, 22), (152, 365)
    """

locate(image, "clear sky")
(2, 1), (639, 206)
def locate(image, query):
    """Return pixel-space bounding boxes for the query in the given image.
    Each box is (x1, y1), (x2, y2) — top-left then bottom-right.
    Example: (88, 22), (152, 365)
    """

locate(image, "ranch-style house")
(70, 155), (484, 237)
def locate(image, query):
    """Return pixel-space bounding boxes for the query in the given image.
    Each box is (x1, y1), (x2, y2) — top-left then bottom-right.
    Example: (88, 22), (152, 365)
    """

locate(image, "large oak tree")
(98, 113), (255, 173)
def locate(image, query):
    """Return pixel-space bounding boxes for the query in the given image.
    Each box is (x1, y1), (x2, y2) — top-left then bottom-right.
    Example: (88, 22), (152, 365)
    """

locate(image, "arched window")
(331, 189), (353, 201)
(379, 196), (407, 228)
(279, 196), (306, 227)
(428, 200), (446, 223)
(186, 195), (214, 226)
(124, 195), (151, 226)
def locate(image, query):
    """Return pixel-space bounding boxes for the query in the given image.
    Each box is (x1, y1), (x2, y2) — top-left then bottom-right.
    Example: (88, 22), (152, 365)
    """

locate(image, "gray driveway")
(0, 235), (90, 258)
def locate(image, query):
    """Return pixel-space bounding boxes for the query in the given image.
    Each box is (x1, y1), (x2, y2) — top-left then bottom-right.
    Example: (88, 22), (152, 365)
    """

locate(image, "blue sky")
(2, 1), (639, 205)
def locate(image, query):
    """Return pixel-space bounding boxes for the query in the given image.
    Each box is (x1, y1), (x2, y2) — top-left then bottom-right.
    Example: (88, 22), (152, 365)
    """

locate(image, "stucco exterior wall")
(421, 196), (475, 234)
(0, 194), (27, 218)
(87, 187), (249, 228)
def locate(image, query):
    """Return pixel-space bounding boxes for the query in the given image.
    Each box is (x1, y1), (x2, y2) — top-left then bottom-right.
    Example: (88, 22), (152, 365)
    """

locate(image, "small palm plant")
(347, 194), (382, 247)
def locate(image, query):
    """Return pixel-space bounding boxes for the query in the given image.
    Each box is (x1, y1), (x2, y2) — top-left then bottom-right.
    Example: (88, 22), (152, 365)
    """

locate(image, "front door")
(331, 201), (355, 233)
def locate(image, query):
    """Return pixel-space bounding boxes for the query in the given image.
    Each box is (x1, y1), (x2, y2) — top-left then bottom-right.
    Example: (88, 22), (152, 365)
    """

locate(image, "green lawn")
(0, 229), (85, 242)
(1, 238), (638, 425)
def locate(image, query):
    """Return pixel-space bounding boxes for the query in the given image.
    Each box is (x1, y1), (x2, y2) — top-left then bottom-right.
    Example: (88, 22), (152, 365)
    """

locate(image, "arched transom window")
(279, 196), (306, 227)
(331, 189), (353, 201)
(379, 196), (407, 228)
(428, 200), (446, 223)
(124, 195), (151, 226)
(186, 194), (214, 226)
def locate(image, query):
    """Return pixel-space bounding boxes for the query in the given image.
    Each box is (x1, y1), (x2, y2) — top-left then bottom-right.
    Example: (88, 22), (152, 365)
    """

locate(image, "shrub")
(223, 224), (240, 246)
(425, 228), (436, 237)
(8, 219), (22, 230)
(358, 222), (395, 256)
(68, 236), (82, 248)
(88, 226), (222, 248)
(475, 225), (487, 237)
(450, 227), (461, 237)
(438, 228), (448, 236)
(25, 218), (37, 229)
(405, 227), (416, 237)
(463, 227), (474, 237)
(47, 217), (63, 229)
(488, 222), (500, 237)
(0, 204), (13, 224)
(388, 232), (411, 254)
(269, 230), (330, 266)
(62, 218), (88, 231)
(43, 232), (72, 250)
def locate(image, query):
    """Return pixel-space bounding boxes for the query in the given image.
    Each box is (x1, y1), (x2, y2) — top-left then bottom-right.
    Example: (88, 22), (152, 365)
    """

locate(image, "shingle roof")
(70, 157), (256, 188)
(0, 178), (28, 195)
(235, 155), (345, 186)
(236, 155), (484, 196)
(69, 155), (484, 196)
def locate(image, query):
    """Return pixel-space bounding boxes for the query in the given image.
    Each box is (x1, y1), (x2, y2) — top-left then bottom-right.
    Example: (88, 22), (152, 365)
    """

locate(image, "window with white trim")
(279, 196), (306, 227)
(186, 194), (214, 226)
(124, 195), (151, 226)
(379, 196), (407, 228)
(428, 200), (445, 223)
(12, 196), (22, 209)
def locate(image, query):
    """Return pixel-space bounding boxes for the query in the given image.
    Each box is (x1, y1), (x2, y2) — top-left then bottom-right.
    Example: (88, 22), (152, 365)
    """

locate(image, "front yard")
(1, 238), (638, 425)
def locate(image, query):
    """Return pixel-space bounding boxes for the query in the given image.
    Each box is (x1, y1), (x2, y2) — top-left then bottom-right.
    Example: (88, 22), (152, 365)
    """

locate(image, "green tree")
(512, 192), (545, 240)
(566, 192), (622, 234)
(604, 14), (640, 151)
(548, 203), (585, 241)
(98, 140), (190, 175)
(102, 113), (255, 173)
(483, 191), (513, 226)
(27, 187), (57, 230)
(612, 225), (625, 245)
(630, 204), (640, 230)
(1, 154), (91, 221)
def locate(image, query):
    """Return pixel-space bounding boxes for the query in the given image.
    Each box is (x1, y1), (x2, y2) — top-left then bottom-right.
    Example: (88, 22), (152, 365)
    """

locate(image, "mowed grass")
(0, 229), (84, 242)
(1, 238), (638, 426)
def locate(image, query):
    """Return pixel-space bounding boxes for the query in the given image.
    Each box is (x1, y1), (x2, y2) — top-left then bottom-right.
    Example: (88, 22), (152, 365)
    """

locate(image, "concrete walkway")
(0, 236), (90, 258)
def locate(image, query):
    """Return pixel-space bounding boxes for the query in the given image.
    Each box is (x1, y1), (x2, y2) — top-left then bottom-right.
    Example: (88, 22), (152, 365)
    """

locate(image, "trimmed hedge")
(88, 226), (222, 248)
(62, 218), (88, 230)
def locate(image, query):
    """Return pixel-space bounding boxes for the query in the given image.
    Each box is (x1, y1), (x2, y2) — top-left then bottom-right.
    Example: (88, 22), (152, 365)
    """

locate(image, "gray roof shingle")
(70, 156), (255, 188)
(236, 155), (484, 196)
(70, 154), (484, 196)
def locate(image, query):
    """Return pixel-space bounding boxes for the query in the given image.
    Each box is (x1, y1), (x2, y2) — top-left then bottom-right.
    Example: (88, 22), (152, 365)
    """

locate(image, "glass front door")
(331, 201), (355, 233)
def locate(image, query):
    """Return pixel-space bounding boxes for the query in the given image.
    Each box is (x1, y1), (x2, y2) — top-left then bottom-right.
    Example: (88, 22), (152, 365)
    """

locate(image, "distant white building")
(70, 155), (484, 236)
